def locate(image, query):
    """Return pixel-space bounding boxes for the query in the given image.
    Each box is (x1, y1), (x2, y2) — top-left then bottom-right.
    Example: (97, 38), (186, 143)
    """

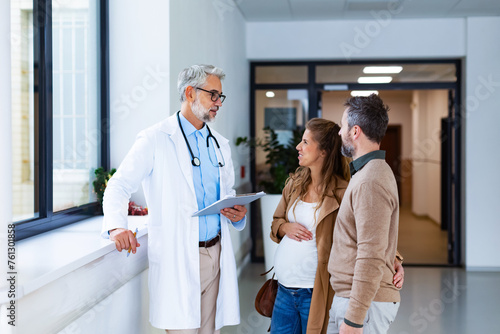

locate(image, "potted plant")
(236, 126), (303, 194)
(93, 167), (148, 215)
(93, 167), (116, 212)
(236, 127), (303, 277)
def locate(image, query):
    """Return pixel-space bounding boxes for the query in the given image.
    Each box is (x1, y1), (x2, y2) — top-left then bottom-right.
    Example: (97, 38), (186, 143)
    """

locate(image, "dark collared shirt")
(349, 150), (386, 177)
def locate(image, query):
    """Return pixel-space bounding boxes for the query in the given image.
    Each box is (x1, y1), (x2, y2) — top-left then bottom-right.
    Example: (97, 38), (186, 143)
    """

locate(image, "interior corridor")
(398, 205), (449, 265)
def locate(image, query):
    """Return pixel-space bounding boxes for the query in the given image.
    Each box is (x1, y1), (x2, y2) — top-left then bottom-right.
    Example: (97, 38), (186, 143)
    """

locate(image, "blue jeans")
(270, 283), (313, 334)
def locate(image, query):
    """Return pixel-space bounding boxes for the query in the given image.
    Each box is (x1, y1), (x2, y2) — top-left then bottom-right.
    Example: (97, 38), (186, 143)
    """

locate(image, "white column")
(0, 6), (14, 333)
(0, 1), (13, 240)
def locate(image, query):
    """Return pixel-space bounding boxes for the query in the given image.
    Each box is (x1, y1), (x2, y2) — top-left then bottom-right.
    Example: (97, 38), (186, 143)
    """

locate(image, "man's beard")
(192, 98), (215, 123)
(341, 137), (355, 158)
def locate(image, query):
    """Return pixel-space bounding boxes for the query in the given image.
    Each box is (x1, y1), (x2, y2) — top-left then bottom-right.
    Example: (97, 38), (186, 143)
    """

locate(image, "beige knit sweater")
(328, 158), (400, 325)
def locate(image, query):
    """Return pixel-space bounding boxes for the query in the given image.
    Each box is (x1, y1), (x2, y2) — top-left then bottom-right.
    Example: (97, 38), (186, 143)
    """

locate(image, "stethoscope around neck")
(177, 111), (225, 167)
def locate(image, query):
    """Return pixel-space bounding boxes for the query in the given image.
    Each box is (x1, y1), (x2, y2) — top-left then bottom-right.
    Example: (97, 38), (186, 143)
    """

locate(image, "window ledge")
(0, 215), (148, 304)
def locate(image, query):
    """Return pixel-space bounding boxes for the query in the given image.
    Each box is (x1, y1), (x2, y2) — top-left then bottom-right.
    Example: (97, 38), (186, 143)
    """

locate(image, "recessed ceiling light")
(358, 76), (393, 84)
(266, 91), (275, 98)
(363, 66), (403, 74)
(350, 90), (379, 97)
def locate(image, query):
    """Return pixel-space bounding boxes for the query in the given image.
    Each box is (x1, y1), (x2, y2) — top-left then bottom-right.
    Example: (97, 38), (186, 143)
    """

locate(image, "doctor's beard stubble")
(192, 97), (216, 123)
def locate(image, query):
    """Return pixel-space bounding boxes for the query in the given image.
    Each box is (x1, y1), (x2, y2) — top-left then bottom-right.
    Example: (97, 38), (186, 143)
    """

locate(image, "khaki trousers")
(327, 295), (400, 334)
(166, 241), (221, 334)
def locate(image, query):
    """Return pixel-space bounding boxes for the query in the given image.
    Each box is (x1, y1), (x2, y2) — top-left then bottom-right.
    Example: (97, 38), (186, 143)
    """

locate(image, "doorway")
(321, 89), (450, 265)
(250, 60), (462, 266)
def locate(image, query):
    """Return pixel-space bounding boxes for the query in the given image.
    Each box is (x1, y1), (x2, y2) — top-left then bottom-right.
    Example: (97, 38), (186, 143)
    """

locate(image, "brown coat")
(270, 176), (348, 334)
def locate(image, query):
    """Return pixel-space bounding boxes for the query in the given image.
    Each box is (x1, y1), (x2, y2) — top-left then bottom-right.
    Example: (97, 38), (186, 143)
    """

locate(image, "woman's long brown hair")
(287, 118), (347, 224)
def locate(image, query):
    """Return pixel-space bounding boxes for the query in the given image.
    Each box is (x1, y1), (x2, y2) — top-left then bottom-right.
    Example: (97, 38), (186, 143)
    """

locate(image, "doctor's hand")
(221, 205), (247, 223)
(109, 228), (141, 254)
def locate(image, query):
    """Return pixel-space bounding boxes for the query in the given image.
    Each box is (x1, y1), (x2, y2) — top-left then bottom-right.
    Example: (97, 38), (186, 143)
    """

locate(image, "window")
(11, 0), (109, 240)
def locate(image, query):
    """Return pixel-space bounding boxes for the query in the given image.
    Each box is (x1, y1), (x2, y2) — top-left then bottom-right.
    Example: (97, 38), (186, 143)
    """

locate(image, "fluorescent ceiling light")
(351, 90), (379, 97)
(358, 76), (393, 84)
(266, 91), (275, 98)
(363, 66), (403, 74)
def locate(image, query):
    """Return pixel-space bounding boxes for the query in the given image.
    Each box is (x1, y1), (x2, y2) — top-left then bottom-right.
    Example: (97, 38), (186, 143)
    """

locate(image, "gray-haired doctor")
(101, 64), (247, 334)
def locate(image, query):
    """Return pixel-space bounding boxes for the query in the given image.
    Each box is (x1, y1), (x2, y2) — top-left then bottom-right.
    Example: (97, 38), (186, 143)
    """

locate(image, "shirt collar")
(349, 150), (386, 176)
(178, 112), (208, 138)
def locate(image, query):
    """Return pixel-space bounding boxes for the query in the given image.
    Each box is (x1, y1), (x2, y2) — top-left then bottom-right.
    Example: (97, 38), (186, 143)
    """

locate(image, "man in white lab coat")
(101, 64), (247, 333)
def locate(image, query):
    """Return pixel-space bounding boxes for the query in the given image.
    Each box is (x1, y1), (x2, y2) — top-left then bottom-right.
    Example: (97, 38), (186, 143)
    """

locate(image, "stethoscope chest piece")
(192, 157), (201, 167)
(177, 111), (225, 168)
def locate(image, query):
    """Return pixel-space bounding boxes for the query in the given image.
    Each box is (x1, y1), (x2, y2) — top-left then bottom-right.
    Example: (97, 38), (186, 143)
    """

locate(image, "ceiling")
(235, 0), (500, 22)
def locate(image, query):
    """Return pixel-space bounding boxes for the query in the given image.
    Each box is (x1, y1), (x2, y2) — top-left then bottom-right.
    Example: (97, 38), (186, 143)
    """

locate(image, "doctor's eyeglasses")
(195, 87), (226, 103)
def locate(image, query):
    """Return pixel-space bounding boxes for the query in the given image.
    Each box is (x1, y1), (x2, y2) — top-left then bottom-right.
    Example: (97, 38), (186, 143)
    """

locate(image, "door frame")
(249, 59), (462, 266)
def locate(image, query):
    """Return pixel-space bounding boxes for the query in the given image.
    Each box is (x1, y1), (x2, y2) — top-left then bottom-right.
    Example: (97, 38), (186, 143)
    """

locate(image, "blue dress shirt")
(178, 113), (221, 242)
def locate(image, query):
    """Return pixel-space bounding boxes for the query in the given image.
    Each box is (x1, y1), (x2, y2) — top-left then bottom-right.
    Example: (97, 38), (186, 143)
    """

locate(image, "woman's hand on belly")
(280, 222), (313, 242)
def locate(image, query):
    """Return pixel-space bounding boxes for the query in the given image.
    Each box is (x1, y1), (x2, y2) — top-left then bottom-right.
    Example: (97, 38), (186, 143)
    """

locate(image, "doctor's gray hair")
(177, 64), (226, 102)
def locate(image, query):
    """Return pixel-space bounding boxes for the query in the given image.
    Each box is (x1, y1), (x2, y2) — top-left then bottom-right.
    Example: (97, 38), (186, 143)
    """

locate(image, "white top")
(274, 199), (319, 288)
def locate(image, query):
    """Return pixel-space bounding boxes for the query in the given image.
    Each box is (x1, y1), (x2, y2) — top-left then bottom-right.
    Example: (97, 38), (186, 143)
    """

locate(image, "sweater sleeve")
(344, 181), (397, 325)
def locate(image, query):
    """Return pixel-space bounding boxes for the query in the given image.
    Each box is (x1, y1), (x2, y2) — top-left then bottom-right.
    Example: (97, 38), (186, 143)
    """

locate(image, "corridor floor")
(221, 262), (500, 334)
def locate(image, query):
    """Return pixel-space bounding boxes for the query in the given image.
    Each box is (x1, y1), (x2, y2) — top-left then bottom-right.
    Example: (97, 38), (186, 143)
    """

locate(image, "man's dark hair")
(344, 93), (389, 144)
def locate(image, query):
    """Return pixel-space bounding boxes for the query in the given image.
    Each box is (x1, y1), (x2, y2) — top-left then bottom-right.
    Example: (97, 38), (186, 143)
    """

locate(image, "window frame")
(14, 0), (109, 241)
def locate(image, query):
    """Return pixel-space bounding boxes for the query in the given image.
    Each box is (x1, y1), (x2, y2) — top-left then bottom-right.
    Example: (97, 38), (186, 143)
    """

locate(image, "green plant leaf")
(235, 126), (304, 194)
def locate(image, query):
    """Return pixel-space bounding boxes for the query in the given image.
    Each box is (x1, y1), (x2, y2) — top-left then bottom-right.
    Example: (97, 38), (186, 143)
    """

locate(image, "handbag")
(254, 267), (278, 318)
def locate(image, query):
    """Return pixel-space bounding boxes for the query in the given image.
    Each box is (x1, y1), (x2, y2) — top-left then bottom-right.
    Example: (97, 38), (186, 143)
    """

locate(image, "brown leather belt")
(199, 232), (221, 248)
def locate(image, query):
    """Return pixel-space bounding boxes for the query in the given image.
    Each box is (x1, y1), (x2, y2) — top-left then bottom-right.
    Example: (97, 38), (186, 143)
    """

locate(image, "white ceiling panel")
(451, 0), (500, 15)
(235, 0), (293, 21)
(346, 0), (402, 12)
(383, 0), (461, 19)
(236, 0), (500, 21)
(289, 0), (346, 20)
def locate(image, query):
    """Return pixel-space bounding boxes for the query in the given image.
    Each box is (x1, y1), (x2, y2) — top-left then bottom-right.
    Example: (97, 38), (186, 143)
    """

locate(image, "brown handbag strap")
(260, 266), (274, 277)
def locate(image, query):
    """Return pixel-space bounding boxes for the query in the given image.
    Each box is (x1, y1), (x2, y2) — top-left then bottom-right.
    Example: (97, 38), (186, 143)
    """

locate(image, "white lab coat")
(101, 113), (245, 330)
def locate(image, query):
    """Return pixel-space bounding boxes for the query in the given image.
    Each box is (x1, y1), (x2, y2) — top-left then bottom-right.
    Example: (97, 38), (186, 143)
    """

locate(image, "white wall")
(411, 90), (447, 224)
(109, 0), (171, 206)
(465, 17), (500, 269)
(58, 270), (163, 334)
(169, 0), (251, 265)
(247, 18), (465, 60)
(246, 17), (500, 269)
(169, 0), (250, 186)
